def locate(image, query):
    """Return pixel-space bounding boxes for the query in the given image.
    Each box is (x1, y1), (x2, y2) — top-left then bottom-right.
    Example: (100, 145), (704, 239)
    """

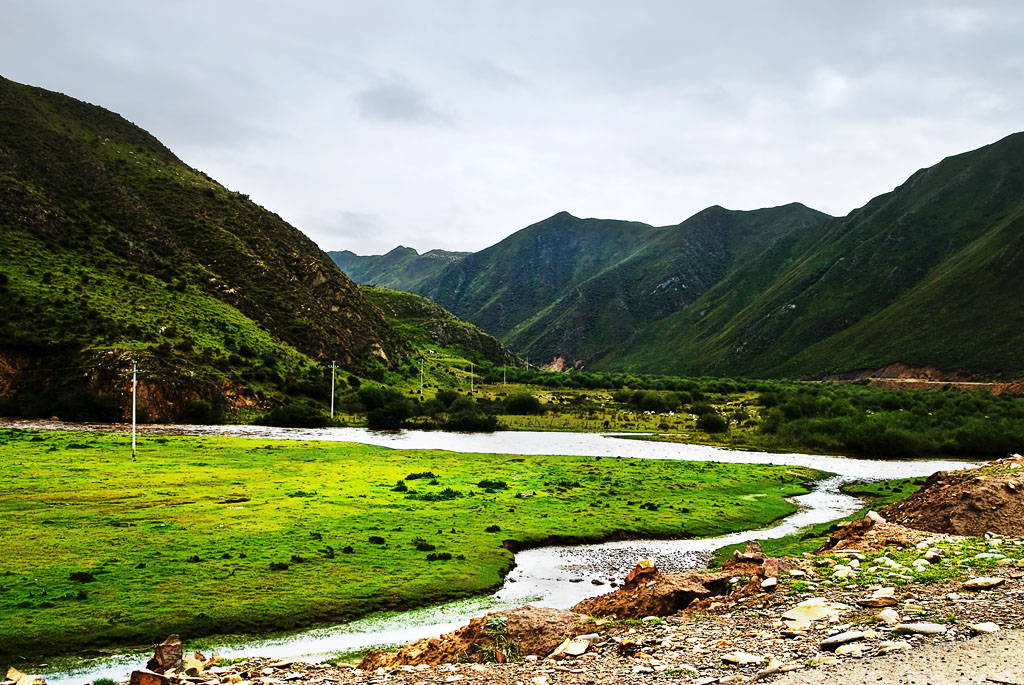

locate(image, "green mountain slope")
(0, 75), (407, 419)
(418, 212), (659, 338)
(329, 246), (468, 292)
(612, 132), (1024, 377)
(359, 286), (519, 367)
(503, 203), (828, 366)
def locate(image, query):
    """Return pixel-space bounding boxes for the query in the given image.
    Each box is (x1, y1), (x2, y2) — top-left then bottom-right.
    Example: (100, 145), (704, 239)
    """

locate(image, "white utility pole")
(503, 367), (506, 386)
(419, 362), (424, 395)
(131, 360), (137, 461)
(329, 360), (336, 418)
(470, 362), (474, 393)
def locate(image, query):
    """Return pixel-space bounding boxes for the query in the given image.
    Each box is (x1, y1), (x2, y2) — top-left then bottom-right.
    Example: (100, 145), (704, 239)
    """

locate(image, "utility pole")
(131, 360), (137, 461)
(503, 367), (506, 386)
(470, 362), (474, 393)
(329, 360), (336, 418)
(419, 362), (424, 395)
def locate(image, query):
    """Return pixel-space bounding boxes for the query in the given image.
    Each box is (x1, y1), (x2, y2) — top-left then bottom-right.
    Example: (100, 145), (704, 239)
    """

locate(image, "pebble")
(894, 622), (948, 635)
(963, 576), (1005, 590)
(819, 631), (864, 651)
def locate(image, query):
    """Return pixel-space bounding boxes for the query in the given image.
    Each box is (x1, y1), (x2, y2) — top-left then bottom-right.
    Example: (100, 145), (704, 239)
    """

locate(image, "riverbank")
(84, 518), (1024, 685)
(0, 427), (820, 665)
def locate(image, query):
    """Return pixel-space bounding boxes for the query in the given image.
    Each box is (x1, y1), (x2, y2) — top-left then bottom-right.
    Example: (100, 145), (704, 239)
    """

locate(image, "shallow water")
(2, 421), (975, 684)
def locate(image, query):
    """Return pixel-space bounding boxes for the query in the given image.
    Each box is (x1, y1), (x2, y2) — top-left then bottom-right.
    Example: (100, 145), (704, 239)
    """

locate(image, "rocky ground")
(6, 455), (1024, 685)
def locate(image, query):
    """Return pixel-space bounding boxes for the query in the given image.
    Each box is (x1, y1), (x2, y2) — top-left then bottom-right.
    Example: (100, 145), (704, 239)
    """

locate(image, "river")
(1, 421), (975, 684)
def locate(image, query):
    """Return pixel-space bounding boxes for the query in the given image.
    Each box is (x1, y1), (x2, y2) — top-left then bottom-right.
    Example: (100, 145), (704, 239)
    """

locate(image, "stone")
(789, 569), (806, 577)
(970, 622), (1000, 634)
(834, 643), (864, 656)
(721, 651), (766, 665)
(624, 559), (657, 584)
(147, 635), (184, 674)
(963, 576), (1005, 590)
(781, 598), (848, 625)
(894, 623), (947, 635)
(877, 641), (911, 653)
(866, 510), (886, 523)
(857, 597), (898, 608)
(549, 638), (590, 660)
(129, 670), (171, 685)
(819, 631), (864, 651)
(760, 577), (777, 590)
(877, 608), (900, 625)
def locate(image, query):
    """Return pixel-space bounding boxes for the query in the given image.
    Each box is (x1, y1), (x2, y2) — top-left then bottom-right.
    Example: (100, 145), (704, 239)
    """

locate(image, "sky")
(3, 2), (1024, 255)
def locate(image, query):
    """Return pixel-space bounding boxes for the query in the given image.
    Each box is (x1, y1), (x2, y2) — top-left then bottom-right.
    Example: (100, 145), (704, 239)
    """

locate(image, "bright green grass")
(0, 429), (822, 664)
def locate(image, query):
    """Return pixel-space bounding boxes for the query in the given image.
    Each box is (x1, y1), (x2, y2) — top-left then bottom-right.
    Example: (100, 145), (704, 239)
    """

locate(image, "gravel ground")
(771, 629), (1024, 684)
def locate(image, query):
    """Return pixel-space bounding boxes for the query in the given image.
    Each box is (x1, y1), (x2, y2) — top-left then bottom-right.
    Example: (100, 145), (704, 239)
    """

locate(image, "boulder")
(573, 561), (735, 618)
(358, 606), (589, 668)
(129, 671), (170, 685)
(146, 635), (183, 674)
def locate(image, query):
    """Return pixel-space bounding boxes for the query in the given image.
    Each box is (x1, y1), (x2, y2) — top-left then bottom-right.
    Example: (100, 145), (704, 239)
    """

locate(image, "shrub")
(258, 403), (330, 428)
(477, 479), (508, 490)
(696, 413), (728, 433)
(444, 410), (499, 432)
(504, 393), (543, 415)
(368, 536), (386, 545)
(435, 389), (460, 408)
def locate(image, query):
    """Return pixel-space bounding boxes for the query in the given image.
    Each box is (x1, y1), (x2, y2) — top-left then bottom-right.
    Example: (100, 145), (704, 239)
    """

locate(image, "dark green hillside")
(359, 286), (518, 367)
(504, 203), (828, 366)
(0, 75), (406, 419)
(612, 132), (1024, 378)
(329, 246), (467, 292)
(419, 211), (658, 339)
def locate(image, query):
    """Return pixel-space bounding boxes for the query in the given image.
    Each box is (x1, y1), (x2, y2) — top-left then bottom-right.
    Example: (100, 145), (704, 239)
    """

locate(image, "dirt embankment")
(822, 362), (1024, 394)
(881, 453), (1024, 536)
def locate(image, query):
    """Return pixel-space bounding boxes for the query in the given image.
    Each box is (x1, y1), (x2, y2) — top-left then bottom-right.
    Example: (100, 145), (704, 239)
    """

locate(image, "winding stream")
(2, 422), (975, 684)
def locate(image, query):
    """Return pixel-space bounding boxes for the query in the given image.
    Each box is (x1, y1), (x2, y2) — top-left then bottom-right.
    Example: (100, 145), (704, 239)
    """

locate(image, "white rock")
(761, 577), (778, 589)
(894, 623), (947, 635)
(722, 651), (766, 665)
(963, 577), (1005, 590)
(970, 622), (1000, 634)
(877, 608), (900, 625)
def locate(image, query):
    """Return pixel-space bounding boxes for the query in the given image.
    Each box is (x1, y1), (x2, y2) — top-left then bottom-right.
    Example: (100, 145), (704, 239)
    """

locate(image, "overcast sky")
(3, 2), (1023, 254)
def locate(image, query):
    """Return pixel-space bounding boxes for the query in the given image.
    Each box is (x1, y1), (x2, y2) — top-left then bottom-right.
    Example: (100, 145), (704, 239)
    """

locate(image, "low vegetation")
(0, 428), (820, 661)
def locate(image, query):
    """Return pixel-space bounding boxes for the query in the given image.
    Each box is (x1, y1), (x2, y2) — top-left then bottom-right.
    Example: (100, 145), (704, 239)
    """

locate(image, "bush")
(258, 403), (330, 428)
(477, 479), (508, 490)
(504, 393), (543, 414)
(696, 413), (728, 433)
(435, 389), (459, 408)
(367, 399), (414, 429)
(444, 410), (499, 432)
(180, 399), (224, 424)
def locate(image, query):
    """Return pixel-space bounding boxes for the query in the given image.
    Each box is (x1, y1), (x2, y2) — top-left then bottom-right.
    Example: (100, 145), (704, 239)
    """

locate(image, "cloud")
(354, 74), (450, 125)
(2, 0), (1023, 255)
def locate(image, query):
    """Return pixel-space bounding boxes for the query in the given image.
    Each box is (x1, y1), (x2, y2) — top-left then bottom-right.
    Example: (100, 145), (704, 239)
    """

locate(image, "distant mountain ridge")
(336, 132), (1024, 379)
(329, 246), (468, 293)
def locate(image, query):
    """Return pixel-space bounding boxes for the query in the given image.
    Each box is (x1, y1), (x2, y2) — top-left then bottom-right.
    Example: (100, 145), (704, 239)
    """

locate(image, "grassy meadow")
(0, 428), (821, 663)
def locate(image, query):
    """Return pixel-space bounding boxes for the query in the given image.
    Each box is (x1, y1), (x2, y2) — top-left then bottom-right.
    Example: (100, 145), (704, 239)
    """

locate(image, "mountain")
(612, 132), (1024, 378)
(359, 286), (518, 367)
(0, 75), (407, 420)
(339, 206), (829, 367)
(340, 133), (1024, 379)
(329, 246), (468, 293)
